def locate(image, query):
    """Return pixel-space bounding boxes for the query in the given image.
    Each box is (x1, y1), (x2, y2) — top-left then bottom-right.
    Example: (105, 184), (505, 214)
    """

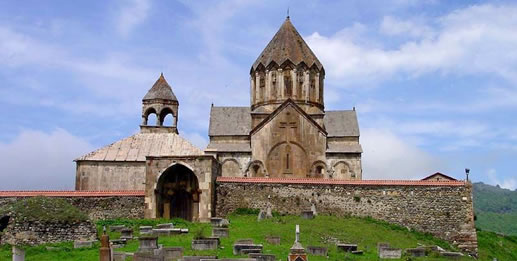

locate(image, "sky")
(0, 0), (516, 190)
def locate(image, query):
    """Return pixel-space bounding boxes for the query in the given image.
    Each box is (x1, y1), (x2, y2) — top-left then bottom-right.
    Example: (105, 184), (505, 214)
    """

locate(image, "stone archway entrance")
(156, 164), (200, 221)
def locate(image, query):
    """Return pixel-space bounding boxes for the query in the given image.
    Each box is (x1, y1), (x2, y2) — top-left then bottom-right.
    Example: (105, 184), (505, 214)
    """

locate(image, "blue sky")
(0, 0), (516, 190)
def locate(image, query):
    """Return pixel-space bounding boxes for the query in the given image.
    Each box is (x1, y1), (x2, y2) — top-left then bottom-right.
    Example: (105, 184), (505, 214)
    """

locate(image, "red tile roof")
(216, 177), (466, 186)
(0, 190), (145, 197)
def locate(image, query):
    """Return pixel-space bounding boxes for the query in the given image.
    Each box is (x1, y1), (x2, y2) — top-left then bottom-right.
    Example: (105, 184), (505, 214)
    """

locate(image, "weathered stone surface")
(440, 251), (464, 258)
(307, 246), (327, 256)
(265, 236), (280, 245)
(180, 256), (216, 261)
(138, 236), (159, 253)
(337, 244), (357, 252)
(152, 228), (182, 236)
(210, 217), (229, 228)
(192, 238), (219, 250)
(2, 219), (96, 246)
(406, 247), (426, 257)
(110, 239), (127, 248)
(212, 227), (229, 238)
(74, 240), (94, 248)
(163, 247), (183, 261)
(140, 226), (153, 235)
(12, 245), (25, 261)
(121, 228), (134, 240)
(110, 225), (126, 232)
(249, 253), (275, 261)
(134, 252), (164, 261)
(156, 223), (174, 229)
(379, 248), (402, 259)
(301, 210), (314, 219)
(113, 252), (133, 261)
(233, 244), (263, 255)
(216, 181), (477, 255)
(351, 250), (363, 255)
(377, 242), (390, 251)
(241, 248), (262, 254)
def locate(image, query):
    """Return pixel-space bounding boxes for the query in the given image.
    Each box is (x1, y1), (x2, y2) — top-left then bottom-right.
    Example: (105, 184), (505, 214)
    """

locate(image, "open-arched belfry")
(75, 17), (362, 221)
(206, 17), (362, 180)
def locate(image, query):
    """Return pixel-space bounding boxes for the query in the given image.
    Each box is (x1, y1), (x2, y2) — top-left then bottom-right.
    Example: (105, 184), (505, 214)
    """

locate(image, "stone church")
(75, 17), (362, 222)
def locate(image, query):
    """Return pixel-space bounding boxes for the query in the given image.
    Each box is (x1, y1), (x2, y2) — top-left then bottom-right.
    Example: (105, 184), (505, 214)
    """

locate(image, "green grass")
(0, 196), (87, 222)
(1, 213), (516, 260)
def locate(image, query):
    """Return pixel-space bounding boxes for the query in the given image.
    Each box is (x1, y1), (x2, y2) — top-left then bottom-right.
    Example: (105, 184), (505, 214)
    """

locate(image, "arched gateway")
(155, 164), (200, 221)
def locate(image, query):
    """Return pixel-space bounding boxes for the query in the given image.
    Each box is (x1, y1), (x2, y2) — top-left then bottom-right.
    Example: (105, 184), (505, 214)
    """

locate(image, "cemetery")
(2, 196), (505, 260)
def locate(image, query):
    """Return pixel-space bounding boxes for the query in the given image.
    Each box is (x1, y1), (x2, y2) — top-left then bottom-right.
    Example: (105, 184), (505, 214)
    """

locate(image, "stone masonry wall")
(215, 181), (477, 255)
(1, 219), (97, 246)
(0, 196), (144, 221)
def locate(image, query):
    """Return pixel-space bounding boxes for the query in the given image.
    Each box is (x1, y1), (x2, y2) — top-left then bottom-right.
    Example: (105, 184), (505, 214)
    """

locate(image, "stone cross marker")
(295, 225), (299, 243)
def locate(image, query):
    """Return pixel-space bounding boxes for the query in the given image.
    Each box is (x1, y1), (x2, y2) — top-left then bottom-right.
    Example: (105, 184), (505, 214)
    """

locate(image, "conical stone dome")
(143, 73), (177, 101)
(252, 17), (323, 71)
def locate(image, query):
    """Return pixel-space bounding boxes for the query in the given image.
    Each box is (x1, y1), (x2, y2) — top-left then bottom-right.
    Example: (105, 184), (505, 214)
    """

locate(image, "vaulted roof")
(251, 17), (323, 71)
(143, 73), (178, 101)
(75, 132), (203, 162)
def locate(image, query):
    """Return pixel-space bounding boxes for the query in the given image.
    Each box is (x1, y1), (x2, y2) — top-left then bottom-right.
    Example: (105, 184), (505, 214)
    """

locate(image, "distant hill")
(473, 182), (517, 236)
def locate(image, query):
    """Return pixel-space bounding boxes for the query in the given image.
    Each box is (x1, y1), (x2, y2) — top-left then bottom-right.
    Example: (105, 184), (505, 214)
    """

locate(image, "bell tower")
(140, 73), (179, 134)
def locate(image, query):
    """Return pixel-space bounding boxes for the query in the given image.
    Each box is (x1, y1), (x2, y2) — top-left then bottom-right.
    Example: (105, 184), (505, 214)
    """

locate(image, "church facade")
(75, 17), (362, 222)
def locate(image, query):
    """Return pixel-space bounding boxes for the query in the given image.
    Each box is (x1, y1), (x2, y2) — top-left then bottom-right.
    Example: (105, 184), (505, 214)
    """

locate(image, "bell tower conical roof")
(143, 73), (178, 101)
(251, 17), (323, 71)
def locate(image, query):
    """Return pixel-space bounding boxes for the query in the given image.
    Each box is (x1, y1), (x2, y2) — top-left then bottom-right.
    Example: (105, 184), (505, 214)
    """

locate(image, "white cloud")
(0, 129), (94, 190)
(380, 16), (434, 38)
(307, 4), (517, 84)
(361, 128), (446, 179)
(116, 0), (151, 37)
(487, 168), (516, 190)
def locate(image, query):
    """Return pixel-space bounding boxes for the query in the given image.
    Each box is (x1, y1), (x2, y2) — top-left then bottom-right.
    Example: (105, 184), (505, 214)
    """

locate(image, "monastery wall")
(215, 177), (478, 255)
(76, 161), (146, 191)
(0, 193), (145, 220)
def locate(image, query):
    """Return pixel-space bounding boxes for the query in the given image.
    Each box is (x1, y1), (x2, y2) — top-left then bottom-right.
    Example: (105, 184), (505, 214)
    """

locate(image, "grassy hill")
(473, 182), (517, 236)
(1, 213), (517, 260)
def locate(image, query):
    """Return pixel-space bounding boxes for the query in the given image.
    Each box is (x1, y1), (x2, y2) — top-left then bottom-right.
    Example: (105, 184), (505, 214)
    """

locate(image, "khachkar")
(288, 225), (308, 261)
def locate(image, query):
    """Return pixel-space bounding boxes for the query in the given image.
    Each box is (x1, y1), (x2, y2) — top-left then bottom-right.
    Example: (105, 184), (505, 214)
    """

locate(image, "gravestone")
(153, 228), (181, 236)
(12, 245), (25, 261)
(110, 225), (126, 232)
(310, 203), (317, 216)
(138, 236), (159, 254)
(379, 248), (402, 259)
(257, 210), (266, 221)
(307, 246), (327, 256)
(192, 238), (219, 250)
(266, 205), (272, 218)
(212, 227), (229, 238)
(233, 244), (263, 255)
(241, 248), (262, 254)
(249, 253), (276, 261)
(110, 239), (127, 249)
(406, 247), (426, 257)
(120, 228), (134, 240)
(377, 242), (390, 252)
(301, 211), (314, 219)
(180, 256), (217, 261)
(210, 217), (229, 228)
(163, 247), (183, 261)
(113, 252), (131, 261)
(133, 252), (164, 261)
(156, 223), (174, 229)
(337, 243), (357, 252)
(265, 236), (280, 245)
(287, 225), (306, 261)
(140, 226), (153, 235)
(74, 240), (94, 248)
